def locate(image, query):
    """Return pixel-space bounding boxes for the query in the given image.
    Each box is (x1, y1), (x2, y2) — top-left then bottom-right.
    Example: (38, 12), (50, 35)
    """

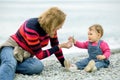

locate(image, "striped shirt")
(11, 18), (65, 66)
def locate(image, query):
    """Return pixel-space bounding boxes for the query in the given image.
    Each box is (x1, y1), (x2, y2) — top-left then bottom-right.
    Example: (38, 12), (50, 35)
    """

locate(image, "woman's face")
(53, 24), (62, 31)
(49, 23), (63, 38)
(88, 27), (101, 42)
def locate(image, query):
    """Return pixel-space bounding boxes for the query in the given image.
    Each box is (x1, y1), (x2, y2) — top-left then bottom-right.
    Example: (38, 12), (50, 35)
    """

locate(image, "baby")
(68, 24), (111, 72)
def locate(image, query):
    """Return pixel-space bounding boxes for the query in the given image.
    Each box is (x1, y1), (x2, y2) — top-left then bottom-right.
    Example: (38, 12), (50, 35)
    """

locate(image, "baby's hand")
(68, 36), (75, 44)
(96, 55), (106, 60)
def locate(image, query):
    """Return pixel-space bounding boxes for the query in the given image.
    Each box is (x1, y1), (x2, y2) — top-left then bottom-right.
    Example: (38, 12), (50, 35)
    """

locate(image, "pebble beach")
(1, 0), (120, 80)
(14, 49), (120, 80)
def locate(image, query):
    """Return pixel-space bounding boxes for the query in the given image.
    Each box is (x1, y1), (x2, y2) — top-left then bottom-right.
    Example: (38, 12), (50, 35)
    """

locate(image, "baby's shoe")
(68, 64), (78, 72)
(91, 66), (97, 72)
(64, 60), (79, 72)
(84, 60), (95, 72)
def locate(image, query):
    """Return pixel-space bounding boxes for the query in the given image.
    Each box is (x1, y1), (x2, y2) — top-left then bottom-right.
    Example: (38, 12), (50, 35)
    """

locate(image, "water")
(0, 0), (120, 53)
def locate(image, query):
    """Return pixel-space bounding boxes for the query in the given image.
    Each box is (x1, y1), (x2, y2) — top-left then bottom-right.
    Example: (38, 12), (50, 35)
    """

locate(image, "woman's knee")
(29, 61), (44, 74)
(25, 58), (44, 74)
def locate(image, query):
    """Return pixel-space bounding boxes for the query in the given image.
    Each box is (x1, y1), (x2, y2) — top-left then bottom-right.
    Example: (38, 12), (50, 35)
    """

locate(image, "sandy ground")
(14, 49), (120, 80)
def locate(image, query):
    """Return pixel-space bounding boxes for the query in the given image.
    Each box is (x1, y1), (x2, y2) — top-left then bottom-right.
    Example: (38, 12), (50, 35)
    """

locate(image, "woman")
(0, 7), (71, 80)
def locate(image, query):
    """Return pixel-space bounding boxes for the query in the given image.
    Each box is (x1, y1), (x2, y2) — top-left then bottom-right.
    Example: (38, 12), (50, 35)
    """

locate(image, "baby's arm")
(68, 36), (88, 49)
(97, 41), (111, 60)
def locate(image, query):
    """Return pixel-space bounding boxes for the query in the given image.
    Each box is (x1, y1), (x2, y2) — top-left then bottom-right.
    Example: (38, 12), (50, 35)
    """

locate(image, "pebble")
(15, 53), (120, 80)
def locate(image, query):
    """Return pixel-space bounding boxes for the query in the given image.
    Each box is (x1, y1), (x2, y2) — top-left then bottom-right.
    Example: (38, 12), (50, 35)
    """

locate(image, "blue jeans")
(76, 58), (109, 70)
(0, 47), (44, 80)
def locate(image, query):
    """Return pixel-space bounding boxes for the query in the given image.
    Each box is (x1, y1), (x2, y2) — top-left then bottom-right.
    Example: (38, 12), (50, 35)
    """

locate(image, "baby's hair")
(89, 24), (104, 37)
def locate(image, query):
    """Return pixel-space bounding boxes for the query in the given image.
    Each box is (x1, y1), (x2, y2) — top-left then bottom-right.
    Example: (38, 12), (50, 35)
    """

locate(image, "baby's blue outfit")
(76, 40), (110, 70)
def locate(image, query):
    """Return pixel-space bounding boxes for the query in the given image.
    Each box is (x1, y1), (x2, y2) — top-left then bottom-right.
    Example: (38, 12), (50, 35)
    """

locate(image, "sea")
(0, 0), (120, 54)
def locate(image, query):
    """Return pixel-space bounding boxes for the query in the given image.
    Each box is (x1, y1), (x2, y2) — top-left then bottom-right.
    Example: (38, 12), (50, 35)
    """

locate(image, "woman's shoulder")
(27, 18), (39, 25)
(25, 18), (46, 35)
(26, 18), (40, 30)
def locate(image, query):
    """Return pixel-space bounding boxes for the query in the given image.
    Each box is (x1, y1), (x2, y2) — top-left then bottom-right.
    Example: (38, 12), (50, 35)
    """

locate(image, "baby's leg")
(75, 58), (90, 70)
(95, 61), (109, 70)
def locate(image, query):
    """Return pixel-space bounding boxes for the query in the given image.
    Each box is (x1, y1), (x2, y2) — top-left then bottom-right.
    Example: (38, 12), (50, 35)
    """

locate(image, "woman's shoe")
(64, 60), (70, 70)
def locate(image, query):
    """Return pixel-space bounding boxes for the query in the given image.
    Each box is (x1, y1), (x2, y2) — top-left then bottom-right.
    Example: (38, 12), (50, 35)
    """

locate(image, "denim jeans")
(76, 58), (109, 70)
(0, 46), (44, 80)
(76, 58), (90, 70)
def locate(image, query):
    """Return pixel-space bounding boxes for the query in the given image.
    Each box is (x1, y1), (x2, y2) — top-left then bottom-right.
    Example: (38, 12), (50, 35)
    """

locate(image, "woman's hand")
(58, 41), (72, 49)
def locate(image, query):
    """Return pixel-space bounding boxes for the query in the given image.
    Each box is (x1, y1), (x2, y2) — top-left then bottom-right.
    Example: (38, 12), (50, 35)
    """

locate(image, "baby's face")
(88, 27), (101, 42)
